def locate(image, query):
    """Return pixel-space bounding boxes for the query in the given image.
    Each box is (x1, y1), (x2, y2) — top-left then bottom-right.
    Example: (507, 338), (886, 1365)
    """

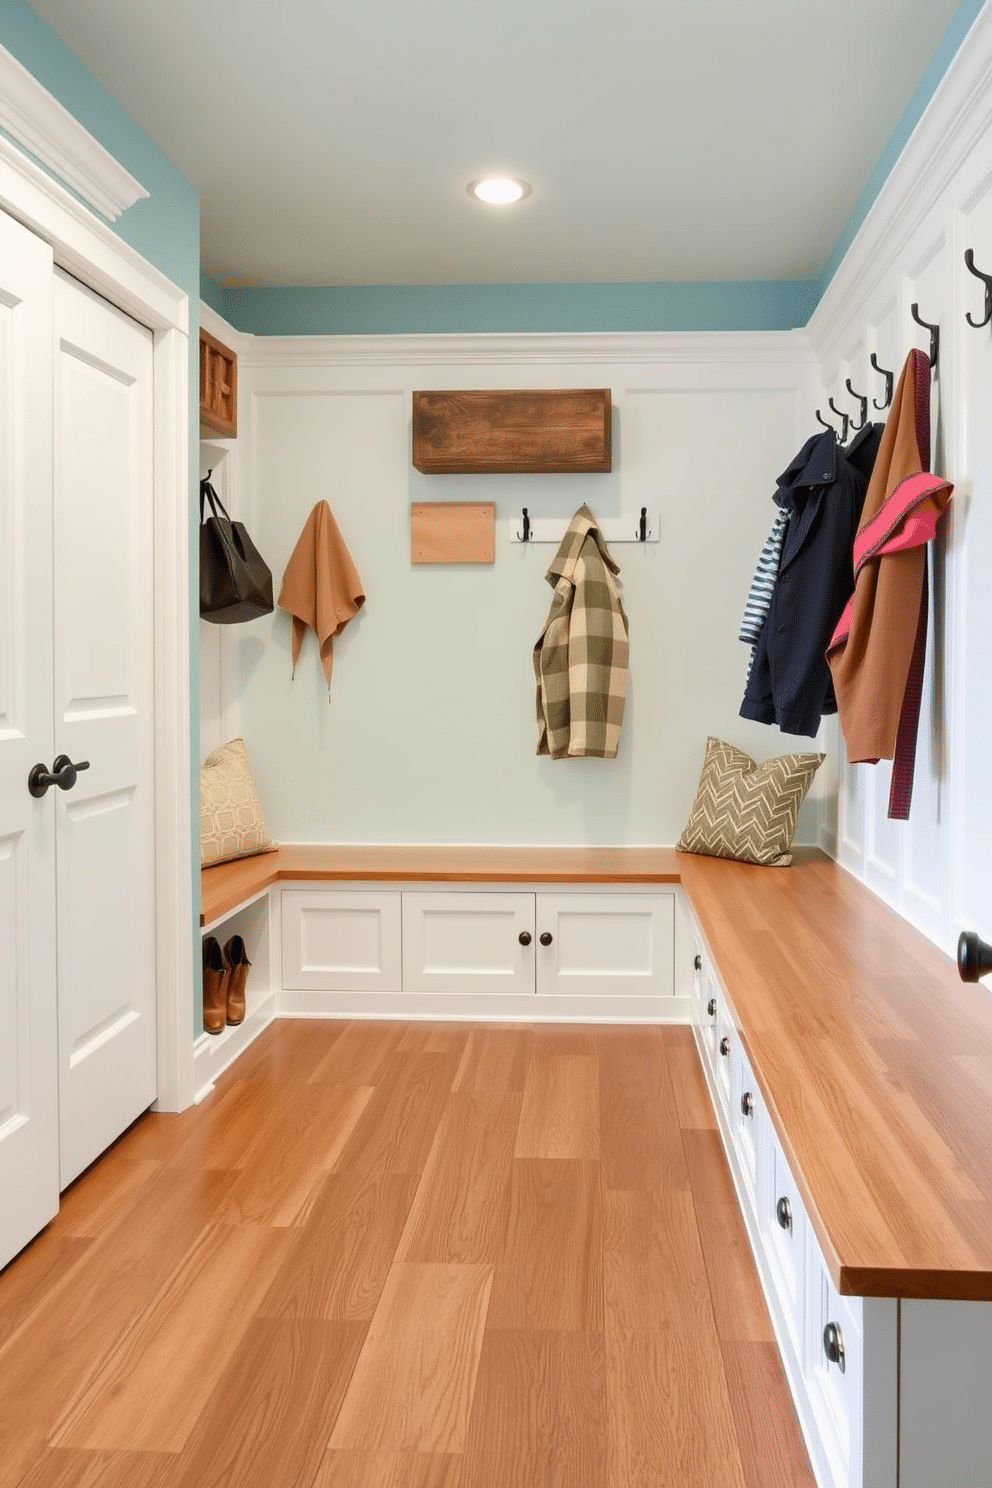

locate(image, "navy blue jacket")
(740, 428), (875, 737)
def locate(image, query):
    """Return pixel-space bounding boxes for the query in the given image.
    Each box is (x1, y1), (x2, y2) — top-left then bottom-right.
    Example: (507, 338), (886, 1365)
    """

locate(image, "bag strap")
(199, 475), (230, 525)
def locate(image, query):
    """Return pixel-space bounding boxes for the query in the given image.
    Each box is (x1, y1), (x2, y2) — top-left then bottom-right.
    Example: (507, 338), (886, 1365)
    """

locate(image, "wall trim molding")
(0, 42), (148, 221)
(238, 328), (816, 369)
(0, 131), (186, 334)
(809, 0), (992, 355)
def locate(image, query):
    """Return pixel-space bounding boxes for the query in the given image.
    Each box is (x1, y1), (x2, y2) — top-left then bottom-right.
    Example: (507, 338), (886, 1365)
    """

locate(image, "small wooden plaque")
(412, 388), (612, 473)
(411, 502), (495, 564)
(199, 328), (238, 437)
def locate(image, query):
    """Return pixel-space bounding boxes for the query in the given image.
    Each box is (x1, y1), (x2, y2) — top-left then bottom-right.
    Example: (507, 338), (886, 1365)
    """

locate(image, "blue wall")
(0, 0), (203, 1003)
(221, 279), (819, 336)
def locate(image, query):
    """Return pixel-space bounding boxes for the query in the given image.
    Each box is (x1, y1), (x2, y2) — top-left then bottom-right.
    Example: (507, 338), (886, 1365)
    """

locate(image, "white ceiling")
(30, 0), (965, 288)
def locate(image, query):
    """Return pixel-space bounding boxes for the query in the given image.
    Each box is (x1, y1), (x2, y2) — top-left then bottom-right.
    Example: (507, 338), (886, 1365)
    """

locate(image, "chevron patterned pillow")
(677, 737), (824, 867)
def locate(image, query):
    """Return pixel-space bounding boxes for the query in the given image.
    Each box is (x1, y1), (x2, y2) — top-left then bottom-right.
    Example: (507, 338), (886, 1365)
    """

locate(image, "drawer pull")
(776, 1196), (793, 1233)
(707, 997), (717, 1018)
(719, 1036), (730, 1057)
(518, 931), (532, 946)
(823, 1322), (846, 1373)
(694, 954), (702, 971)
(741, 1091), (755, 1118)
(539, 932), (553, 947)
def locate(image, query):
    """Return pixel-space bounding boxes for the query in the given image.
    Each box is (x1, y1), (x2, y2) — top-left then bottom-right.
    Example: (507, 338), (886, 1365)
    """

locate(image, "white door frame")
(0, 132), (194, 1112)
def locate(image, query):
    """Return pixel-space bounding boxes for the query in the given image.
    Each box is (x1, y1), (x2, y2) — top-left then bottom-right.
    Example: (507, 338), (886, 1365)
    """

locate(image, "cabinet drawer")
(402, 891), (535, 995)
(281, 890), (401, 992)
(804, 1234), (864, 1488)
(535, 892), (674, 999)
(730, 1041), (761, 1208)
(760, 1122), (807, 1365)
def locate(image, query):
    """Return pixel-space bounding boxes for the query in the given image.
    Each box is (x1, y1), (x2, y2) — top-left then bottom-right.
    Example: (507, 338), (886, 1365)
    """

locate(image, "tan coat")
(826, 349), (952, 816)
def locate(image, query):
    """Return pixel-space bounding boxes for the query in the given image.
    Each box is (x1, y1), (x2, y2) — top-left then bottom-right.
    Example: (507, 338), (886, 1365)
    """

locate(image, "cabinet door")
(0, 210), (58, 1270)
(534, 892), (674, 1000)
(282, 890), (402, 991)
(401, 891), (535, 995)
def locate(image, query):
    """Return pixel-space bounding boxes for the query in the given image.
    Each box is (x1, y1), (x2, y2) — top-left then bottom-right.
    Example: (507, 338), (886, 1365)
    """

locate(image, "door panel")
(53, 270), (156, 1186)
(0, 210), (58, 1269)
(281, 889), (402, 992)
(402, 892), (535, 995)
(535, 892), (675, 999)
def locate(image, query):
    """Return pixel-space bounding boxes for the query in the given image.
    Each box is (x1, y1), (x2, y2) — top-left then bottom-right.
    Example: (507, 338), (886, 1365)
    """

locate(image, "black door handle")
(28, 755), (90, 798)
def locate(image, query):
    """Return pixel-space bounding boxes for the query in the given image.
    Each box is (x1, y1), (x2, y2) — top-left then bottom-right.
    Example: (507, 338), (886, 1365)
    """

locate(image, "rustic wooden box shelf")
(199, 328), (238, 437)
(412, 388), (612, 473)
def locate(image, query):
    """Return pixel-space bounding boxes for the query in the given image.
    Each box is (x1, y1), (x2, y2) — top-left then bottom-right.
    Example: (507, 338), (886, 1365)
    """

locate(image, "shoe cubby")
(196, 889), (275, 1097)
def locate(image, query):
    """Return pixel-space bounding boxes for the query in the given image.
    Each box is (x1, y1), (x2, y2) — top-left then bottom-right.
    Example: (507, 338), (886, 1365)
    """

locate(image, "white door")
(53, 270), (157, 1186)
(0, 210), (59, 1269)
(401, 891), (535, 995)
(534, 892), (675, 1000)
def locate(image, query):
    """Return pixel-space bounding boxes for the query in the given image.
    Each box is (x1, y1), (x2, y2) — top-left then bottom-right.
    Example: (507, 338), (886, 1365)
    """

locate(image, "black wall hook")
(634, 507), (648, 542)
(845, 379), (868, 431)
(910, 302), (940, 369)
(517, 508), (531, 542)
(964, 248), (992, 329)
(815, 408), (837, 435)
(827, 397), (850, 444)
(870, 352), (893, 410)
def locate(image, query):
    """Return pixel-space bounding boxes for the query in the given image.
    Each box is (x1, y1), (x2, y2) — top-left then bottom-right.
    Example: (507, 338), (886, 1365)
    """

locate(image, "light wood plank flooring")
(0, 1021), (816, 1487)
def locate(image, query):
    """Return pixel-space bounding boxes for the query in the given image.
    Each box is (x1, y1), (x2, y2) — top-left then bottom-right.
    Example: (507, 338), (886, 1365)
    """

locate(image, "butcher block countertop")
(201, 842), (992, 1301)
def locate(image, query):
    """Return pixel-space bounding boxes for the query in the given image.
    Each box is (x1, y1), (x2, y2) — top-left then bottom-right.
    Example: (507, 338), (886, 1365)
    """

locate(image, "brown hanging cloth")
(277, 500), (365, 698)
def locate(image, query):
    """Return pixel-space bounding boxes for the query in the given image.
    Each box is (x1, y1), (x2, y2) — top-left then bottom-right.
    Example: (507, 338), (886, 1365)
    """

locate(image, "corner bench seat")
(201, 843), (992, 1305)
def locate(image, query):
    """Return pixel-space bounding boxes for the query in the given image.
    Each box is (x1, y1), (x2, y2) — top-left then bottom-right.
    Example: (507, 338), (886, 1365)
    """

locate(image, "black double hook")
(964, 248), (992, 329)
(870, 352), (893, 410)
(910, 302), (939, 369)
(634, 508), (649, 542)
(845, 379), (868, 431)
(828, 397), (850, 444)
(517, 508), (531, 542)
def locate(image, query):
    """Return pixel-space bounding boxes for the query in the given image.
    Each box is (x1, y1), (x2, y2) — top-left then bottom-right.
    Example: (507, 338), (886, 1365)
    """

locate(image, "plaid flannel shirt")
(533, 506), (629, 759)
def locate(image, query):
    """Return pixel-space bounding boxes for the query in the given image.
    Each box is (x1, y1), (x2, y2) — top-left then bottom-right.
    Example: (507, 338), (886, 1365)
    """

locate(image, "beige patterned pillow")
(677, 737), (824, 867)
(200, 738), (277, 867)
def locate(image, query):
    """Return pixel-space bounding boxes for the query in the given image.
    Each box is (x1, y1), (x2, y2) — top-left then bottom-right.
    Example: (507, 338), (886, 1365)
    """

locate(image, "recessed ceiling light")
(468, 177), (532, 206)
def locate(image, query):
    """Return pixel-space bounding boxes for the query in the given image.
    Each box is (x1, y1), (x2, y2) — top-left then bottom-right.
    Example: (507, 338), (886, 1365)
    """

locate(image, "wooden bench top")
(201, 842), (992, 1301)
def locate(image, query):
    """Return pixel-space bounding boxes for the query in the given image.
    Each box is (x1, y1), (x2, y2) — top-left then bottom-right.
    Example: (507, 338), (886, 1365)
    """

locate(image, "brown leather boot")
(224, 935), (251, 1026)
(202, 936), (228, 1035)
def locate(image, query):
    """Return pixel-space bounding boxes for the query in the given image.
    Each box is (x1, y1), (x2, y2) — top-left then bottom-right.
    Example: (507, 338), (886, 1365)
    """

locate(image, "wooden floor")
(0, 1020), (816, 1488)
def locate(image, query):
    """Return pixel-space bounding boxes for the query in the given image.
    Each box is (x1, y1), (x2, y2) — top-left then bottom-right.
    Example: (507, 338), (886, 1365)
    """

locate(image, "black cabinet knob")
(958, 931), (992, 982)
(776, 1196), (793, 1233)
(707, 998), (717, 1018)
(693, 954), (702, 971)
(28, 755), (90, 799)
(719, 1036), (730, 1057)
(539, 932), (553, 947)
(518, 931), (532, 946)
(823, 1322), (846, 1373)
(741, 1091), (754, 1118)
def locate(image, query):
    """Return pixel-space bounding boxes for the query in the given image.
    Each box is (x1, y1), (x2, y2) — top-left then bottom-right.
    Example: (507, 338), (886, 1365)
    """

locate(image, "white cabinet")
(690, 932), (897, 1488)
(278, 884), (676, 1016)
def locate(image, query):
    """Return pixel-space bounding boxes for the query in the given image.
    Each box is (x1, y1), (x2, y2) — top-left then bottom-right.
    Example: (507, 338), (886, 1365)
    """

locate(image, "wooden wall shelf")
(412, 388), (612, 473)
(199, 328), (238, 437)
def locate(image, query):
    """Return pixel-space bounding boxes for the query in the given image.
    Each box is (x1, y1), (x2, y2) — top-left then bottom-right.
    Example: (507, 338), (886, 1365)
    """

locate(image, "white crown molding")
(0, 42), (148, 222)
(238, 328), (815, 369)
(808, 1), (992, 356)
(199, 299), (250, 351)
(0, 132), (186, 335)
